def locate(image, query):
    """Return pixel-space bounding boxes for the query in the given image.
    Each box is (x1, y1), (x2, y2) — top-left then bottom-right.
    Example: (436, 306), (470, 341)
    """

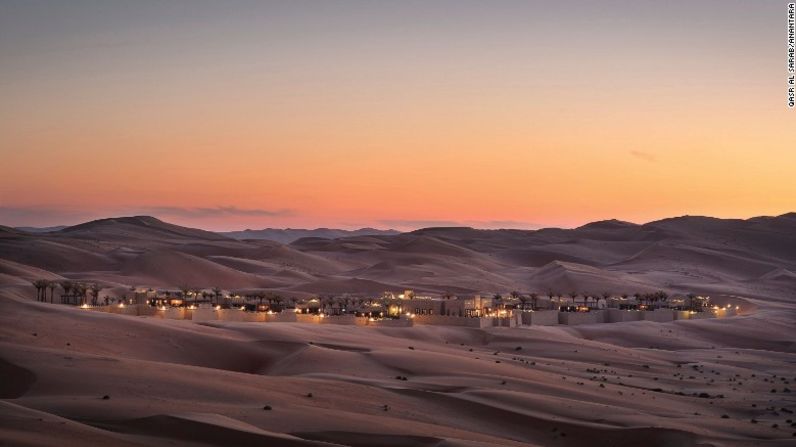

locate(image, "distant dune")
(222, 227), (400, 244)
(1, 213), (795, 446)
(0, 213), (793, 297)
(13, 225), (68, 233)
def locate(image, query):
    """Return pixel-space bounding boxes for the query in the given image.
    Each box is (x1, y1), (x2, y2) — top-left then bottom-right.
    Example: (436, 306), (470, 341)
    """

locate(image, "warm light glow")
(0, 3), (790, 231)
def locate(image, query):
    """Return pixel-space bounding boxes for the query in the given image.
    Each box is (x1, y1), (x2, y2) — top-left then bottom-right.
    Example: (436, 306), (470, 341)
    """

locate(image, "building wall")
(520, 310), (559, 326)
(164, 307), (186, 320)
(403, 298), (442, 315)
(605, 309), (643, 323)
(138, 306), (158, 317)
(191, 308), (218, 322)
(492, 313), (522, 327)
(294, 314), (361, 325)
(641, 309), (675, 322)
(108, 305), (140, 316)
(365, 318), (413, 327)
(412, 315), (492, 327)
(217, 309), (262, 322)
(559, 311), (605, 325)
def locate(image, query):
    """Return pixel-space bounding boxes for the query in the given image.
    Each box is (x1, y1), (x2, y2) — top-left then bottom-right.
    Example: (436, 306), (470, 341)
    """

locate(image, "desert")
(2, 2), (794, 446)
(1, 214), (795, 447)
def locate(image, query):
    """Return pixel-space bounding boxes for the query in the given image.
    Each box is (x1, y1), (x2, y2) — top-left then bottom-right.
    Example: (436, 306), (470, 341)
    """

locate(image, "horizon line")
(6, 211), (795, 234)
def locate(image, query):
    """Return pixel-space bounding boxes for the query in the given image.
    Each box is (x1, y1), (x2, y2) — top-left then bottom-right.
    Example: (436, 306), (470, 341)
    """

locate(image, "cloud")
(0, 205), (293, 228)
(378, 219), (542, 231)
(139, 206), (293, 218)
(629, 150), (656, 162)
(378, 219), (463, 229)
(0, 206), (98, 227)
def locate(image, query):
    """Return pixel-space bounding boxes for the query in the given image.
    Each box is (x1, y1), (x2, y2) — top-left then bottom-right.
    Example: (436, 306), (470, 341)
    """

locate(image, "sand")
(1, 214), (795, 446)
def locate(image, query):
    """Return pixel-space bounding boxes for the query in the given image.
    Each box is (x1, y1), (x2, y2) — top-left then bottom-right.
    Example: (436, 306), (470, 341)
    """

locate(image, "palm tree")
(262, 292), (272, 309)
(41, 280), (50, 301)
(686, 293), (696, 311)
(73, 283), (87, 305)
(59, 280), (74, 304)
(492, 293), (503, 313)
(599, 291), (611, 309)
(377, 295), (390, 315)
(273, 295), (285, 312)
(179, 286), (191, 306)
(552, 291), (562, 310)
(211, 287), (222, 305)
(529, 292), (539, 310)
(518, 294), (528, 311)
(568, 291), (578, 307)
(31, 280), (44, 301)
(47, 280), (56, 303)
(656, 291), (669, 309)
(89, 283), (101, 306)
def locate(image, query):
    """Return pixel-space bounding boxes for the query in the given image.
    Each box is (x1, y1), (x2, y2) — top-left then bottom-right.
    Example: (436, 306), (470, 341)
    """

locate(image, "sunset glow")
(1, 1), (793, 230)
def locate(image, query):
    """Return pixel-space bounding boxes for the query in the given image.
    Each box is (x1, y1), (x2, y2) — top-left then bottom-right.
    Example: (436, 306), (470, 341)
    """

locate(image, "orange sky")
(1, 1), (793, 230)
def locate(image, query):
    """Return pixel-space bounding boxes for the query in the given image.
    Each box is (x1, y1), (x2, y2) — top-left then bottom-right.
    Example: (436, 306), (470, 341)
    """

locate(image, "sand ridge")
(1, 214), (795, 446)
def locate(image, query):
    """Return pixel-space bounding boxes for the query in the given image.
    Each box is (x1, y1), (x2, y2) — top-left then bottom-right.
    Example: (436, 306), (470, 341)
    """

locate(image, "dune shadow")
(313, 343), (371, 353)
(0, 358), (36, 398)
(292, 431), (446, 447)
(89, 413), (338, 447)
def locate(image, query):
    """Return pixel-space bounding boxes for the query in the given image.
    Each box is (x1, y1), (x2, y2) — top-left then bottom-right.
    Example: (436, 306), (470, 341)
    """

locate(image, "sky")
(1, 1), (794, 231)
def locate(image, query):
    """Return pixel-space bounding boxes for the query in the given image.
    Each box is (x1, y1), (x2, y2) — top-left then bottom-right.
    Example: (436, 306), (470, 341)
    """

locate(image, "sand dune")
(2, 292), (793, 446)
(60, 216), (230, 242)
(1, 213), (795, 446)
(121, 250), (287, 289)
(223, 227), (400, 244)
(0, 259), (64, 282)
(526, 260), (655, 293)
(1, 214), (793, 296)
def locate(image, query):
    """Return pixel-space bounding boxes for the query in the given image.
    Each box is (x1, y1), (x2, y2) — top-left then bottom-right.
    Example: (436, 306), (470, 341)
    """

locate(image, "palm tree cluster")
(30, 280), (703, 316)
(634, 291), (670, 309)
(505, 289), (675, 311)
(31, 279), (56, 302)
(234, 291), (290, 312)
(35, 280), (103, 306)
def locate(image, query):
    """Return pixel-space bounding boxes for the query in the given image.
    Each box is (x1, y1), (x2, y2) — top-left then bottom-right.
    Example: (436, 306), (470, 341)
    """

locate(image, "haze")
(1, 1), (793, 231)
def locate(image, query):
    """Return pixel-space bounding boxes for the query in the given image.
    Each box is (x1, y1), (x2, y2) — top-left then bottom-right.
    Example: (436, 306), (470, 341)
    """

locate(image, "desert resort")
(31, 280), (740, 328)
